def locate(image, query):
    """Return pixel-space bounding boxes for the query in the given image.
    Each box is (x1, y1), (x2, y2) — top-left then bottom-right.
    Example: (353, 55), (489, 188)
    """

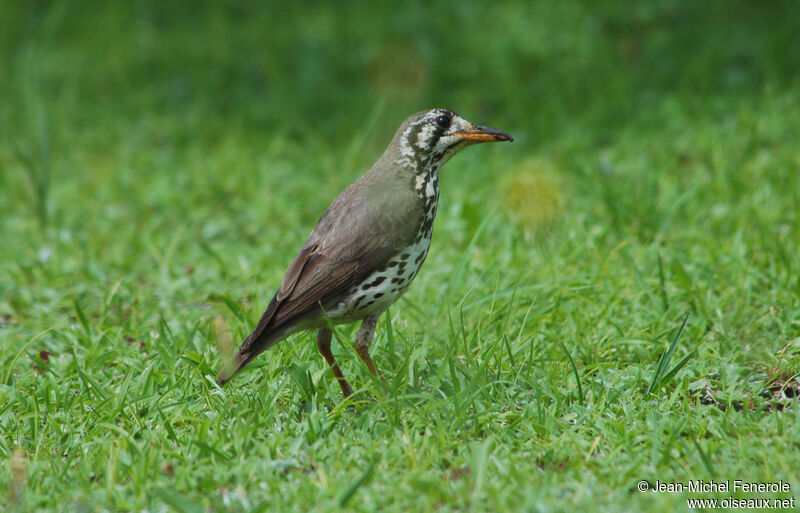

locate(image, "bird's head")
(393, 109), (513, 171)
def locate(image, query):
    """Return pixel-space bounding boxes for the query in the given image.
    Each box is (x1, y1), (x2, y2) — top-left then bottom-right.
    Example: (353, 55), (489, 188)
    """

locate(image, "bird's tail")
(216, 352), (248, 385)
(216, 294), (284, 385)
(216, 332), (278, 385)
(217, 313), (294, 386)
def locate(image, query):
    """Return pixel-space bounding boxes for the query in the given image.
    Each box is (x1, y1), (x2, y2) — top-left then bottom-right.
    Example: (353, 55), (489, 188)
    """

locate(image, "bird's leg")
(354, 314), (381, 378)
(316, 328), (352, 397)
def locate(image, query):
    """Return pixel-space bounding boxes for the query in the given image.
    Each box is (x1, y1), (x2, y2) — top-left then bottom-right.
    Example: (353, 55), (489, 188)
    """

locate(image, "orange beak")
(454, 125), (513, 143)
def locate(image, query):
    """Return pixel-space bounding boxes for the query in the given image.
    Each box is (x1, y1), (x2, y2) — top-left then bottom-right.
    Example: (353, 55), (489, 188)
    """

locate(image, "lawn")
(2, 1), (799, 511)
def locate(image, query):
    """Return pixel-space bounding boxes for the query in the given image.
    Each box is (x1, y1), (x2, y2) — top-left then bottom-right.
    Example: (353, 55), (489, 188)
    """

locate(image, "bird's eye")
(435, 115), (451, 129)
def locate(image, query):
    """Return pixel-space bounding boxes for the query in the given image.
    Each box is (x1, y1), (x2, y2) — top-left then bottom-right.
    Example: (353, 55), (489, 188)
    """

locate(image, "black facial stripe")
(432, 123), (448, 146)
(429, 140), (460, 162)
(407, 123), (427, 169)
(405, 111), (459, 176)
(408, 123), (423, 147)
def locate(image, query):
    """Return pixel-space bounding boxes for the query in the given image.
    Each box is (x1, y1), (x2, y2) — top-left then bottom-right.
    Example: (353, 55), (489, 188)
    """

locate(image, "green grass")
(2, 1), (800, 511)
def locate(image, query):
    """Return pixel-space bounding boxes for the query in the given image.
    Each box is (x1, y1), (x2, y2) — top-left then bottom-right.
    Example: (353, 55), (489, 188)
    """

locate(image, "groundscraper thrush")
(217, 109), (512, 396)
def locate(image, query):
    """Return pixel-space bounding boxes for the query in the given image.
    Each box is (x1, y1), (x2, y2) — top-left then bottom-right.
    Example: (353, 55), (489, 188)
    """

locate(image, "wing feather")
(219, 172), (421, 383)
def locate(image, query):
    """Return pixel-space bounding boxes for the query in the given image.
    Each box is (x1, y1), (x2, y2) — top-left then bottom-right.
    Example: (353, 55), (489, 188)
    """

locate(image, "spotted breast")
(329, 166), (440, 321)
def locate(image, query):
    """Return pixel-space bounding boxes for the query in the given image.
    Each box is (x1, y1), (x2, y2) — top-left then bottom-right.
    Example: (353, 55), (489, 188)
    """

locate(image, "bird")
(216, 108), (512, 396)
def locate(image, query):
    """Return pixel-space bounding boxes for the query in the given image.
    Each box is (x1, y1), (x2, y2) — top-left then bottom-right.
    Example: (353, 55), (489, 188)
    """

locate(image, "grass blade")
(646, 311), (690, 396)
(156, 488), (204, 513)
(558, 340), (584, 405)
(73, 298), (90, 337)
(339, 458), (378, 507)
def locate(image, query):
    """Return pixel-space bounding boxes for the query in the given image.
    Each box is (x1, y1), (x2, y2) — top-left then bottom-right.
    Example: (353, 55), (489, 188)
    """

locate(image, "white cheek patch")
(435, 134), (458, 154)
(416, 123), (436, 150)
(400, 126), (415, 159)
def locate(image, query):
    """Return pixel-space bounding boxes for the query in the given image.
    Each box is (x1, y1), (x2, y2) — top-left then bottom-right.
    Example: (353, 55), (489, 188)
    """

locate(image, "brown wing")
(238, 237), (399, 351)
(217, 172), (420, 384)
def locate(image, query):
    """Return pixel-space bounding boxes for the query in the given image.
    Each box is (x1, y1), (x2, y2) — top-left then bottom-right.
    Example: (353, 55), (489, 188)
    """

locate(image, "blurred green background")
(2, 0), (799, 241)
(2, 0), (799, 228)
(2, 1), (800, 511)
